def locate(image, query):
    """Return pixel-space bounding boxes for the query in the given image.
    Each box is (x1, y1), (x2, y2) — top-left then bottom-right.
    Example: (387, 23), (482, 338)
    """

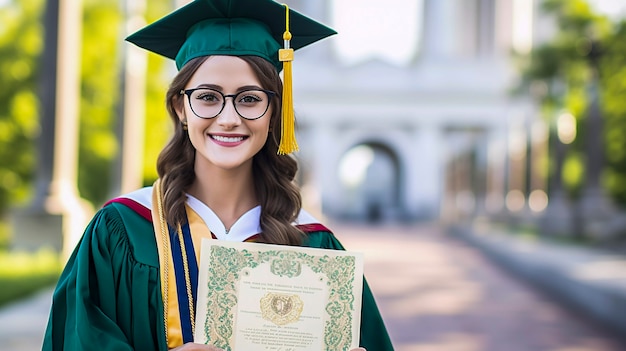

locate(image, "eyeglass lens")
(188, 89), (271, 120)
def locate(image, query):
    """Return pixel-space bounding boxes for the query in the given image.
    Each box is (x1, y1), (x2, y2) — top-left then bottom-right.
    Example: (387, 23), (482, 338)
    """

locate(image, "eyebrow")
(193, 83), (264, 92)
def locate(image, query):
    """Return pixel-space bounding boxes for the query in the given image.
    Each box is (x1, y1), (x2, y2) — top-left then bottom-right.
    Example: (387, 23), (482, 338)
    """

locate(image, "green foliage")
(0, 0), (44, 213)
(76, 0), (123, 206)
(541, 0), (610, 34)
(142, 53), (171, 185)
(0, 220), (9, 249)
(141, 1), (177, 185)
(562, 152), (584, 198)
(0, 248), (61, 307)
(518, 0), (626, 206)
(599, 20), (626, 205)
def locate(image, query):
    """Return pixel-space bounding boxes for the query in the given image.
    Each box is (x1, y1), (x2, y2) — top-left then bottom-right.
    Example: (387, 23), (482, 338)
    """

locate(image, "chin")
(211, 157), (254, 171)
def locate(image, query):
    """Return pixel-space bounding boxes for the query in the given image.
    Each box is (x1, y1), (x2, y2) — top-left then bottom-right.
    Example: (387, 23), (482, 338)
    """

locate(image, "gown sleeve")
(305, 231), (395, 351)
(42, 204), (165, 351)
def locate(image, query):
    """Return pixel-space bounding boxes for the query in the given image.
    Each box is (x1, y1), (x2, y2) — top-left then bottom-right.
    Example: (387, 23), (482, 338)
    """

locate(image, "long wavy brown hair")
(156, 55), (304, 245)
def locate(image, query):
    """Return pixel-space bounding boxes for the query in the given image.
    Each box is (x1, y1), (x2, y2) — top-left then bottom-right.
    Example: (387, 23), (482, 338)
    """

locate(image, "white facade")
(288, 0), (539, 221)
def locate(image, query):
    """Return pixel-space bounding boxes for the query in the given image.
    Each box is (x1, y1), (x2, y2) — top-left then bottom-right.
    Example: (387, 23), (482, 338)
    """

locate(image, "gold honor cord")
(176, 222), (196, 333)
(154, 179), (170, 346)
(154, 179), (197, 346)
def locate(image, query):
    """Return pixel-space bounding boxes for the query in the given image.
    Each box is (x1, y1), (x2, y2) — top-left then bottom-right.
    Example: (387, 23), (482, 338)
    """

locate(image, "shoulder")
(103, 186), (153, 222)
(295, 210), (346, 250)
(295, 209), (332, 234)
(85, 187), (157, 266)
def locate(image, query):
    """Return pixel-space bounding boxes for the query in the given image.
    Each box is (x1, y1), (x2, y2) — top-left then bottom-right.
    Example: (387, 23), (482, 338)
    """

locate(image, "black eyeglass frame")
(180, 88), (276, 120)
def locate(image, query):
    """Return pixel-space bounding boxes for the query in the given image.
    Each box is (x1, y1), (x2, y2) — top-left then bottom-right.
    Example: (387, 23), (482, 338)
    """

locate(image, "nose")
(216, 98), (241, 128)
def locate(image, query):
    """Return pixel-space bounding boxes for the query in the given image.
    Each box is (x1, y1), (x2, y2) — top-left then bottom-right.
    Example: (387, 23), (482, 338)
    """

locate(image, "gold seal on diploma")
(260, 293), (304, 326)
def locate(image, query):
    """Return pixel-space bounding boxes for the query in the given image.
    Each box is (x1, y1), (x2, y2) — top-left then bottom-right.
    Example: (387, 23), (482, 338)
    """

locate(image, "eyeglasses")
(180, 88), (276, 120)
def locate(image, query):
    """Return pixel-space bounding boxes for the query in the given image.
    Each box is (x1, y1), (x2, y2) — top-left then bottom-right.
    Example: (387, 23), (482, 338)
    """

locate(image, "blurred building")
(289, 0), (543, 222)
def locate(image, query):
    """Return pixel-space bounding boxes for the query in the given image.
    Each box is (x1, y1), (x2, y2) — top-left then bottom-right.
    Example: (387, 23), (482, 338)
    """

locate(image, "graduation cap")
(126, 0), (336, 154)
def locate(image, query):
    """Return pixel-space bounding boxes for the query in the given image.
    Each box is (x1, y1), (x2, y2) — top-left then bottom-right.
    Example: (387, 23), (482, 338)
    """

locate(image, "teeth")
(212, 135), (244, 143)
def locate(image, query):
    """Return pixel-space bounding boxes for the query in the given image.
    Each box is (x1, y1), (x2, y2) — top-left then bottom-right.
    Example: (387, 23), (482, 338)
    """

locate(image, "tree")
(517, 0), (626, 207)
(599, 20), (626, 206)
(76, 0), (123, 205)
(0, 0), (44, 215)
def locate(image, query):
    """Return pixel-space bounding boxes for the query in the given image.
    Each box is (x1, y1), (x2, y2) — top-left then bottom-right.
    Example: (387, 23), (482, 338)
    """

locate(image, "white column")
(296, 0), (318, 16)
(505, 117), (528, 213)
(406, 124), (442, 219)
(485, 128), (507, 213)
(456, 0), (479, 57)
(311, 124), (341, 217)
(528, 119), (549, 213)
(46, 0), (91, 258)
(297, 125), (322, 219)
(422, 0), (457, 58)
(301, 0), (335, 65)
(120, 1), (147, 193)
(477, 0), (495, 57)
(493, 0), (510, 54)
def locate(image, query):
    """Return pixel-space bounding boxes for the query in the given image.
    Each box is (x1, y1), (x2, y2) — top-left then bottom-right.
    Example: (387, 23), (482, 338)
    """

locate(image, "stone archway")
(336, 142), (402, 222)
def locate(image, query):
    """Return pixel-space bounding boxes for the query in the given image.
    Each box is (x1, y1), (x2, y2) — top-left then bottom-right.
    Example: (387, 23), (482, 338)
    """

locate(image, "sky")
(330, 0), (423, 66)
(589, 0), (626, 19)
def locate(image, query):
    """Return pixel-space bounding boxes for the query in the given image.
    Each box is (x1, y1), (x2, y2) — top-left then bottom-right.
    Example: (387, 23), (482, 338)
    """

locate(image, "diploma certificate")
(194, 239), (364, 351)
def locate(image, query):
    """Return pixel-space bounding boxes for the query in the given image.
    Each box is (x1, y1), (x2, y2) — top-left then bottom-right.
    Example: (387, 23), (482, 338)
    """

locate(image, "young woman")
(42, 0), (394, 350)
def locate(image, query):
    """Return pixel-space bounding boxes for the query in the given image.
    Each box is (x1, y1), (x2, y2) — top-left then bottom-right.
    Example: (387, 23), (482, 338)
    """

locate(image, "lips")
(209, 133), (248, 146)
(211, 135), (245, 143)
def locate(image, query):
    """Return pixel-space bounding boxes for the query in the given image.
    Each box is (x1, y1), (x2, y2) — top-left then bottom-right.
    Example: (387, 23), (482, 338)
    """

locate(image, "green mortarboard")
(125, 0), (336, 71)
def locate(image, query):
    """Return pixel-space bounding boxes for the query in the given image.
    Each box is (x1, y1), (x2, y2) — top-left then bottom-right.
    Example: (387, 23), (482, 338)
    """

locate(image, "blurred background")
(2, 0), (626, 350)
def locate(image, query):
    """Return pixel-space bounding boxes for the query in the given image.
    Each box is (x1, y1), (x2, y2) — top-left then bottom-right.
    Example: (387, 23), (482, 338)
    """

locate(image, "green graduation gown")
(42, 201), (394, 350)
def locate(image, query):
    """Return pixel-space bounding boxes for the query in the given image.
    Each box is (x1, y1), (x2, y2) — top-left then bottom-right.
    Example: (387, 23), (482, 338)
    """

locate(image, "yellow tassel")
(278, 4), (298, 155)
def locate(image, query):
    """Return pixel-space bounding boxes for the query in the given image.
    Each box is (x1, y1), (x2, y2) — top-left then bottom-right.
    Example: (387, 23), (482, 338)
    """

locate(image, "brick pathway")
(331, 221), (626, 351)
(2, 222), (625, 351)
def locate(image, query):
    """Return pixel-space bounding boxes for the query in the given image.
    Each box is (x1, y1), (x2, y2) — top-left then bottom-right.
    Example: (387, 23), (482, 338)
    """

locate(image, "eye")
(237, 93), (263, 105)
(195, 91), (221, 103)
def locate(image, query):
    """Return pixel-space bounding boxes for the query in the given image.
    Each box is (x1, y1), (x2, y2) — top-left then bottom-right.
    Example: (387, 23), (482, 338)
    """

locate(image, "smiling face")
(177, 55), (273, 173)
